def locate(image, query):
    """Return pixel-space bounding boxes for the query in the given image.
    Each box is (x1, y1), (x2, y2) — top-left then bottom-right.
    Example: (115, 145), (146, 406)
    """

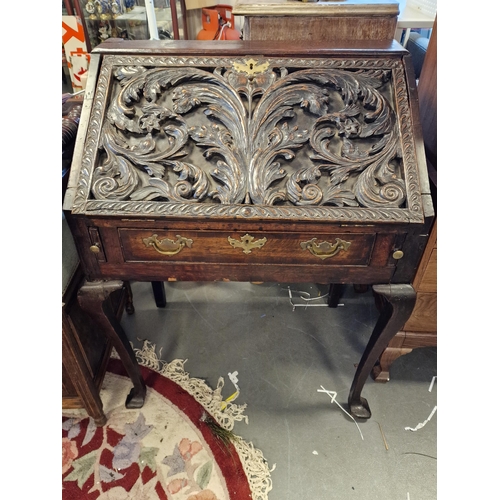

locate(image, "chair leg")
(62, 309), (107, 426)
(78, 280), (146, 409)
(124, 281), (135, 314)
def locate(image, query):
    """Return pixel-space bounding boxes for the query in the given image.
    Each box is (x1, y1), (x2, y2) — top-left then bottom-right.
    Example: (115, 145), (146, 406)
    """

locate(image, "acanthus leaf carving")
(86, 56), (413, 217)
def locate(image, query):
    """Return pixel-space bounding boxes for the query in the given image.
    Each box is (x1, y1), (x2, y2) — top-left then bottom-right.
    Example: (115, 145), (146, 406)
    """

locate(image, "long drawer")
(118, 228), (394, 267)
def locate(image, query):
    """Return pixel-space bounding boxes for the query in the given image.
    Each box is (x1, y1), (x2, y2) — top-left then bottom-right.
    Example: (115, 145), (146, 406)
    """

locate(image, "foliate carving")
(74, 55), (424, 223)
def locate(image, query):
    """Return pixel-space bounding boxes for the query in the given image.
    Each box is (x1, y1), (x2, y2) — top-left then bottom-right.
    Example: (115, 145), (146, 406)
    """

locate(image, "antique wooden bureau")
(63, 39), (433, 420)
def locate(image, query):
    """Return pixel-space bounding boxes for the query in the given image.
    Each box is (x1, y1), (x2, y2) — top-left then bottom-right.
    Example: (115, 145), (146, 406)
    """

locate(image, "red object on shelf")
(196, 5), (241, 40)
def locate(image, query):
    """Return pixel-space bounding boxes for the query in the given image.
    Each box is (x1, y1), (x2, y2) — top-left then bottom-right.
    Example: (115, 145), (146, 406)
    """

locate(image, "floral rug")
(63, 342), (273, 500)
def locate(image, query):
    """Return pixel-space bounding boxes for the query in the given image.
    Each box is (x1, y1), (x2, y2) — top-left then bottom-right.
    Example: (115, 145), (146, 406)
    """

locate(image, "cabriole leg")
(78, 280), (146, 409)
(348, 284), (416, 418)
(151, 281), (167, 308)
(327, 284), (345, 308)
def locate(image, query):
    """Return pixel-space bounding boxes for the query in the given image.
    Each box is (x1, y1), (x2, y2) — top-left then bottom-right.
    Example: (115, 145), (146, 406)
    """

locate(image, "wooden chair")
(62, 97), (130, 425)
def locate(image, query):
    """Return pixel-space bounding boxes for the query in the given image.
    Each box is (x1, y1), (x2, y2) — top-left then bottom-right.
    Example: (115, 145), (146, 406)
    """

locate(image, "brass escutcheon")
(143, 234), (193, 256)
(300, 238), (351, 260)
(232, 58), (270, 76)
(228, 234), (267, 254)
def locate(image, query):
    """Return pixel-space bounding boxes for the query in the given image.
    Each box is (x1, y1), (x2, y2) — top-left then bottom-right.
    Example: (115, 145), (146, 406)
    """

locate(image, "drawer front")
(403, 292), (437, 333)
(118, 229), (377, 266)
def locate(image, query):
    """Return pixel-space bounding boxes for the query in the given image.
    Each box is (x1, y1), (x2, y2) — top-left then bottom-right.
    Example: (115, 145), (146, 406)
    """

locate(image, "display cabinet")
(73, 0), (187, 50)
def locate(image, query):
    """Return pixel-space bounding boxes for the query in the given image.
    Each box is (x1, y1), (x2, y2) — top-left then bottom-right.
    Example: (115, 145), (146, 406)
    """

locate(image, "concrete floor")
(120, 280), (437, 500)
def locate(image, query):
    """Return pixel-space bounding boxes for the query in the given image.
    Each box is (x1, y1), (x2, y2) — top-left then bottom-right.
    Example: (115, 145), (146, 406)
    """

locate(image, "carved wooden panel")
(69, 50), (424, 224)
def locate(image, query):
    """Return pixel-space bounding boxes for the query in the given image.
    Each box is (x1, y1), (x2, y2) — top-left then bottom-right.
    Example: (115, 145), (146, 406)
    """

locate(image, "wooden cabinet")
(404, 222), (436, 333)
(372, 17), (437, 382)
(371, 221), (437, 382)
(233, 0), (400, 42)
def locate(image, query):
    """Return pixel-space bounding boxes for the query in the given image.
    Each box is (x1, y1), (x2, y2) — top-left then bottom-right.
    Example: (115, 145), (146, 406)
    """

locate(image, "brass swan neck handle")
(143, 234), (193, 256)
(300, 237), (351, 260)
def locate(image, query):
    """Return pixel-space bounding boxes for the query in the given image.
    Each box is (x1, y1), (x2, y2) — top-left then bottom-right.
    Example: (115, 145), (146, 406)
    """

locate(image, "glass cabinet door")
(77, 0), (186, 50)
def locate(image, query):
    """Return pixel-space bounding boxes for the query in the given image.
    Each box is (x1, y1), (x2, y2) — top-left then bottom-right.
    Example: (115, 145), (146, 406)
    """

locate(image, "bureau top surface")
(64, 40), (431, 226)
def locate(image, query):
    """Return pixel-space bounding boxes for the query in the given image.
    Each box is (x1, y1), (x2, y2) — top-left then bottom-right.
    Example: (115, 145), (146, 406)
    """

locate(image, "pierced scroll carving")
(90, 58), (408, 212)
(68, 53), (424, 222)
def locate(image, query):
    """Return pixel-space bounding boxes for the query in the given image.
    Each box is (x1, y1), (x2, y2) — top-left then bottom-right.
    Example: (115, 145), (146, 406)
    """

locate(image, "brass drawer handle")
(228, 233), (267, 254)
(300, 238), (351, 260)
(143, 234), (193, 256)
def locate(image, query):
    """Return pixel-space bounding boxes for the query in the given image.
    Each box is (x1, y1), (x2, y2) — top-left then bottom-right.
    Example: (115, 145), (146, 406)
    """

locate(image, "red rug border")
(107, 358), (253, 499)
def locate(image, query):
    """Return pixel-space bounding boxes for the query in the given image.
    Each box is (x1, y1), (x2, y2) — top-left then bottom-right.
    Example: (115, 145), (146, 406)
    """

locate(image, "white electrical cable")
(405, 405), (437, 432)
(317, 386), (364, 440)
(217, 23), (229, 40)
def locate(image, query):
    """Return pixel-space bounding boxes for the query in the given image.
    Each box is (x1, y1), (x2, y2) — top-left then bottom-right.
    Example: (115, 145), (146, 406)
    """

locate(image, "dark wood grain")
(91, 38), (403, 56)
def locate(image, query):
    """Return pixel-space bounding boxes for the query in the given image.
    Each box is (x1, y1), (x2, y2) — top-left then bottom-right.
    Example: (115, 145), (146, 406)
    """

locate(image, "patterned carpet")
(63, 343), (273, 500)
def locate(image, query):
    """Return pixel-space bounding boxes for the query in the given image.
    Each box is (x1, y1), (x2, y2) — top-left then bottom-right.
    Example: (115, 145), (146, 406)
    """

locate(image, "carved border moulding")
(72, 54), (424, 224)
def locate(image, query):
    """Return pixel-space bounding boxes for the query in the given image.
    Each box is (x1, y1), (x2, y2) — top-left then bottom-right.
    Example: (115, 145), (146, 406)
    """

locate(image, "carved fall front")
(92, 59), (407, 210)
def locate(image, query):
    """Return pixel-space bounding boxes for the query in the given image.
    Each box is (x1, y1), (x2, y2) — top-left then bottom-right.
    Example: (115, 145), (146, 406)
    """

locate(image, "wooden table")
(396, 0), (436, 47)
(63, 39), (433, 419)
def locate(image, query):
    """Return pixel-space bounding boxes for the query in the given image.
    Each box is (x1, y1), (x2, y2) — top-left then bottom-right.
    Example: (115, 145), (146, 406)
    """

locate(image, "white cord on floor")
(428, 375), (437, 392)
(405, 405), (437, 432)
(318, 385), (364, 440)
(286, 286), (332, 311)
